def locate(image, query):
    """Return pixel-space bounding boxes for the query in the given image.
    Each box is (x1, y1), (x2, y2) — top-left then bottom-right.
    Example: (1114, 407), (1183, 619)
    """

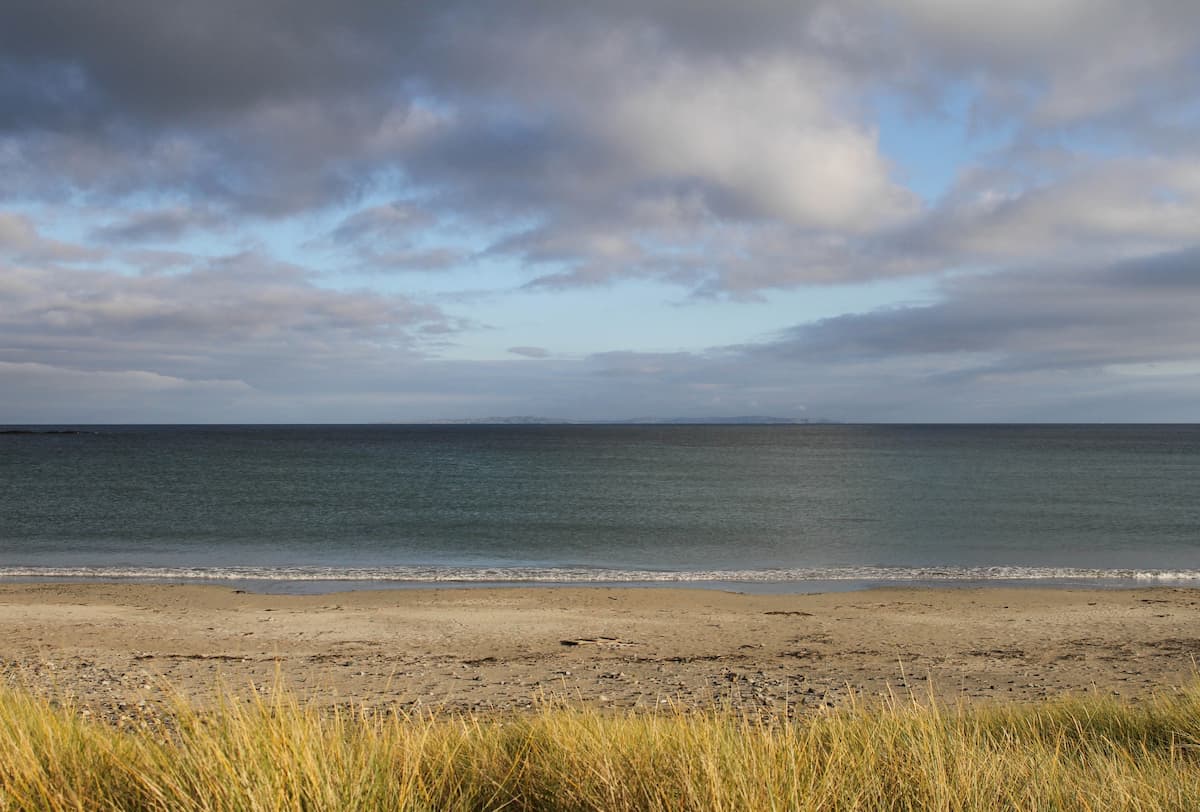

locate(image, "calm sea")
(2, 425), (1198, 592)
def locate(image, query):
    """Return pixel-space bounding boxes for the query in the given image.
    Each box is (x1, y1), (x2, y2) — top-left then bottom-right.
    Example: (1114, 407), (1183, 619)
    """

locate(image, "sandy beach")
(2, 583), (1198, 721)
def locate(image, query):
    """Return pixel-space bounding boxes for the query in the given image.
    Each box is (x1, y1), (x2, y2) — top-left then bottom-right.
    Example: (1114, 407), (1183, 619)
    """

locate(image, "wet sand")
(2, 583), (1198, 721)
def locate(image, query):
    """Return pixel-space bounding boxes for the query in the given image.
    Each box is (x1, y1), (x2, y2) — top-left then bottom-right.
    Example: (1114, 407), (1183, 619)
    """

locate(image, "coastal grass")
(3, 684), (1200, 810)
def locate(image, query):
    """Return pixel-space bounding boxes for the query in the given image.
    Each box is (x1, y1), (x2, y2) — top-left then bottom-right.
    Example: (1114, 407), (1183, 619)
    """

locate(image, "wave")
(2, 565), (1199, 584)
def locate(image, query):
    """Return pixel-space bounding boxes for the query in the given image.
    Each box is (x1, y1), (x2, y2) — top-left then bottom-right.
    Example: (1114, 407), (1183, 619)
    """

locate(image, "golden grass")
(3, 683), (1200, 810)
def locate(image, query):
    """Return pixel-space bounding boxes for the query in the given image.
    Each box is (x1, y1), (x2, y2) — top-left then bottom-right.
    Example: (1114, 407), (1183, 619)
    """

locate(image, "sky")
(2, 1), (1199, 423)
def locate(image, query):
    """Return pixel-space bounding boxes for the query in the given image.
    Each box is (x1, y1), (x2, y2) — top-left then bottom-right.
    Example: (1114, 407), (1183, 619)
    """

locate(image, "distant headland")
(411, 416), (840, 425)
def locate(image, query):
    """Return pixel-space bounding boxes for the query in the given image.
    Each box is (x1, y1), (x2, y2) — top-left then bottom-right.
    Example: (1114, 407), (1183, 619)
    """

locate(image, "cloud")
(0, 211), (100, 263)
(329, 201), (438, 245)
(1, 2), (1199, 422)
(321, 200), (467, 273)
(4, 1), (1199, 293)
(507, 346), (551, 359)
(91, 206), (229, 243)
(871, 1), (1200, 131)
(0, 1), (916, 288)
(0, 249), (457, 393)
(601, 59), (913, 230)
(3, 248), (1197, 422)
(762, 247), (1200, 376)
(0, 361), (254, 423)
(885, 156), (1200, 263)
(0, 1), (423, 125)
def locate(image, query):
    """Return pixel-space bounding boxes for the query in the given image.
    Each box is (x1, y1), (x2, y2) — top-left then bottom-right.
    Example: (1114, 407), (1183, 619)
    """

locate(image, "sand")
(2, 583), (1198, 721)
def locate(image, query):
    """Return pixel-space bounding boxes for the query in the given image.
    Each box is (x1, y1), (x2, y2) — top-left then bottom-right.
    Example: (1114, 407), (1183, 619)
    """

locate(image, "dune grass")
(3, 683), (1200, 810)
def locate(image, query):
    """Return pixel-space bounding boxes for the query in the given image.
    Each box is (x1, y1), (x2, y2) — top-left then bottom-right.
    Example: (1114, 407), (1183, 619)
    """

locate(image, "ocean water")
(1, 424), (1198, 592)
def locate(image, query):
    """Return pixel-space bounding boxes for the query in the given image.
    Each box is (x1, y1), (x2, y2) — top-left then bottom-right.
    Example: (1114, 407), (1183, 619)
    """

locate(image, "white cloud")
(602, 57), (915, 230)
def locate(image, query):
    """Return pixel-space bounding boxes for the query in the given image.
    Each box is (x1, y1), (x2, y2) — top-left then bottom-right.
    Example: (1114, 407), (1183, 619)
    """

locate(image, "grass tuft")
(2, 683), (1200, 810)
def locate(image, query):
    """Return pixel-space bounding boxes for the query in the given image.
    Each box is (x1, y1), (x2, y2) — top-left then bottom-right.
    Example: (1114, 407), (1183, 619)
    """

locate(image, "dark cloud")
(91, 206), (228, 243)
(763, 247), (1200, 376)
(0, 1), (422, 127)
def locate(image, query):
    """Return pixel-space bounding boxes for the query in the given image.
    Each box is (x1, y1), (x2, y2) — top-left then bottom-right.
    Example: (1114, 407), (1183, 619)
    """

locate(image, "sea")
(1, 424), (1198, 593)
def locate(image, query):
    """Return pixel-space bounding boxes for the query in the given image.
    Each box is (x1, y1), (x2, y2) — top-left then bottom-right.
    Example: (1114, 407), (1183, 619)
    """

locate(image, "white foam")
(1, 564), (1199, 583)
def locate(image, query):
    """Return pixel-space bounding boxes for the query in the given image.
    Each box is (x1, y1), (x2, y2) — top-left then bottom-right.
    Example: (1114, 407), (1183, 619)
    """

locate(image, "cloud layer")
(1, 1), (1198, 420)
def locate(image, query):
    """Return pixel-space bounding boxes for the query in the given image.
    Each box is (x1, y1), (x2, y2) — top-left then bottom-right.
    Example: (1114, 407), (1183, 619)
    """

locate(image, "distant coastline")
(395, 415), (841, 425)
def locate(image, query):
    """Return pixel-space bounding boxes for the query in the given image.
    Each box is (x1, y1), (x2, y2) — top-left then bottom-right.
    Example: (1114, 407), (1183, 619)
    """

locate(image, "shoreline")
(1, 573), (1197, 597)
(3, 582), (1198, 721)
